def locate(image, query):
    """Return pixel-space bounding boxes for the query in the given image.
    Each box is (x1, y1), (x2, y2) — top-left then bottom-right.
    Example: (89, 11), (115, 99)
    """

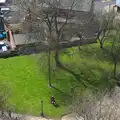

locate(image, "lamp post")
(40, 100), (44, 117)
(48, 48), (52, 87)
(45, 29), (52, 87)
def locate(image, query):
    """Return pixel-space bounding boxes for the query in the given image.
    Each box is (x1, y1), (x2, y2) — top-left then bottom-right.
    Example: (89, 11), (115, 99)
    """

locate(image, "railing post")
(9, 30), (16, 50)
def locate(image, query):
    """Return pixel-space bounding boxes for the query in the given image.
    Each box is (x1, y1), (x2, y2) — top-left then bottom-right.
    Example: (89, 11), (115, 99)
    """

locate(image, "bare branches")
(19, 0), (98, 86)
(96, 10), (120, 85)
(35, 0), (94, 85)
(71, 89), (120, 120)
(0, 82), (23, 120)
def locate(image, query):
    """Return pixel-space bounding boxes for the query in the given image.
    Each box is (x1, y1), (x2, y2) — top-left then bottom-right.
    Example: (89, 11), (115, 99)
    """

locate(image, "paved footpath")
(0, 111), (82, 120)
(0, 112), (54, 120)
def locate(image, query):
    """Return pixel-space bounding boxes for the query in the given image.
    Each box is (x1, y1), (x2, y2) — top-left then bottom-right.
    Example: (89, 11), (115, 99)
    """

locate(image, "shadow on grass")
(51, 85), (72, 105)
(51, 86), (71, 97)
(52, 103), (60, 108)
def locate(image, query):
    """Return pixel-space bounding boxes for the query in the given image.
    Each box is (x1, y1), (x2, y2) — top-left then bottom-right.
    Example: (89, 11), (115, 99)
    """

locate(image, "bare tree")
(70, 88), (120, 120)
(0, 82), (22, 120)
(20, 0), (99, 87)
(96, 9), (120, 86)
(17, 0), (120, 90)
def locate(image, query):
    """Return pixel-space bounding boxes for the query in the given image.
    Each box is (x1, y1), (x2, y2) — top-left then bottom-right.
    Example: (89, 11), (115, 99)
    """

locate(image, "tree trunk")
(54, 43), (86, 86)
(100, 41), (103, 49)
(48, 49), (52, 87)
(113, 61), (117, 77)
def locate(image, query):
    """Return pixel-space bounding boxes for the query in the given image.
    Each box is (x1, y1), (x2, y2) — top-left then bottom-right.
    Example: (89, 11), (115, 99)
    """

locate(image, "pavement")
(94, 0), (116, 12)
(0, 112), (54, 120)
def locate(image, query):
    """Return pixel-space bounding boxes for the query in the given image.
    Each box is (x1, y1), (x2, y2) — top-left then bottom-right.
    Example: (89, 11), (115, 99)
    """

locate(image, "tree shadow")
(51, 85), (72, 105)
(55, 104), (60, 108)
(51, 102), (60, 108)
(51, 85), (71, 97)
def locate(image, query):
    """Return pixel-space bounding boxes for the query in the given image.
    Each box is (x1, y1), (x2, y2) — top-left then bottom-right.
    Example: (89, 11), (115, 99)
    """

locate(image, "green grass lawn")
(0, 56), (67, 117)
(0, 42), (117, 118)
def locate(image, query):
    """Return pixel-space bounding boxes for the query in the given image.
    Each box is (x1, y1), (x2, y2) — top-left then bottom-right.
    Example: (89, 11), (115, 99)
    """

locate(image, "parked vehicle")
(0, 9), (16, 55)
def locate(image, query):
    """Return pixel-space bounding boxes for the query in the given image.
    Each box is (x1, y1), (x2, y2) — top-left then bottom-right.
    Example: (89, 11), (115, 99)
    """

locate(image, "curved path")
(0, 111), (53, 120)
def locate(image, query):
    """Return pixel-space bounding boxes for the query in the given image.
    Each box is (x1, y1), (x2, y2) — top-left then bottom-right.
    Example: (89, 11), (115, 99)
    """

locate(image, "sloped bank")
(0, 36), (97, 58)
(16, 38), (97, 55)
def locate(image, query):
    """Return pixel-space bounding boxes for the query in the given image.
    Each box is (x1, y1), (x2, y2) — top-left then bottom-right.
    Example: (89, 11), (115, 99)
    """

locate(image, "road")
(94, 0), (116, 12)
(11, 0), (116, 52)
(1, 0), (116, 54)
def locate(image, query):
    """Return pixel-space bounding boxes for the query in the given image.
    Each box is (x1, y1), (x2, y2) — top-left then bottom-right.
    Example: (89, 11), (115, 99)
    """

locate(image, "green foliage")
(0, 40), (118, 117)
(0, 56), (66, 117)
